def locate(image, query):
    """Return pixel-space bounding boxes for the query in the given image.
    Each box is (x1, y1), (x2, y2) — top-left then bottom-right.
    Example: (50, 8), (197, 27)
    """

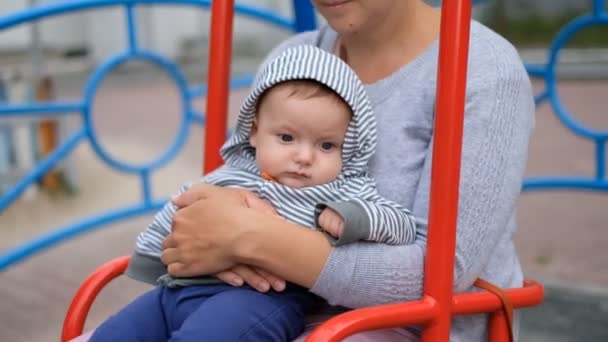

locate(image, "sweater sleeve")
(309, 43), (535, 308)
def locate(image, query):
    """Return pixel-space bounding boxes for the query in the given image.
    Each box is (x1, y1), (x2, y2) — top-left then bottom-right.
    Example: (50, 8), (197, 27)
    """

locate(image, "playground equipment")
(1, 0), (606, 275)
(524, 0), (608, 191)
(58, 0), (541, 341)
(2, 0), (607, 340)
(0, 0), (315, 271)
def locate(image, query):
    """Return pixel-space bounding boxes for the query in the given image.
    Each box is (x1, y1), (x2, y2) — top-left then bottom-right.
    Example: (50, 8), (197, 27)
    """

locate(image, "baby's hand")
(318, 208), (344, 238)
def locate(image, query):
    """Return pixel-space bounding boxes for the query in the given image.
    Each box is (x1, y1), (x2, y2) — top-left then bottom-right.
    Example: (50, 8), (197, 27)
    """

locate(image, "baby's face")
(249, 86), (351, 189)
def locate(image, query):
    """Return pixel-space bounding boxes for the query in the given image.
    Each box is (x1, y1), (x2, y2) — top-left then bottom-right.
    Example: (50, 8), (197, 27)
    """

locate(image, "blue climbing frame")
(0, 0), (314, 271)
(524, 0), (608, 191)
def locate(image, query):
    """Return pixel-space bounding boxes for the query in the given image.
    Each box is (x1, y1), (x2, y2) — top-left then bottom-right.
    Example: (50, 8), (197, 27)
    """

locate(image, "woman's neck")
(337, 1), (441, 84)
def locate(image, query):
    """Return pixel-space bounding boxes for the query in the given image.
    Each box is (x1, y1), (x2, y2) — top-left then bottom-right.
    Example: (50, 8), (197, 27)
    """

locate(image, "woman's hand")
(216, 265), (286, 292)
(161, 183), (287, 291)
(163, 182), (330, 289)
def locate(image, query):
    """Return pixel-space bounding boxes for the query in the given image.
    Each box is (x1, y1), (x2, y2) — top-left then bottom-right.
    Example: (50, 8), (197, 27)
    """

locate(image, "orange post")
(203, 0), (234, 174)
(421, 0), (472, 340)
(36, 76), (60, 191)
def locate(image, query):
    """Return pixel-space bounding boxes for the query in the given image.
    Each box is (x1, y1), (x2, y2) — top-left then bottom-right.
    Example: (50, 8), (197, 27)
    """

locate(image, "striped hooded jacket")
(127, 45), (417, 285)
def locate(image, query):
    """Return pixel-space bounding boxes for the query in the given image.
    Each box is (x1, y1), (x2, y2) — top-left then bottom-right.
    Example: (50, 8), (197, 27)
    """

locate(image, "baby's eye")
(279, 134), (293, 142)
(320, 142), (335, 151)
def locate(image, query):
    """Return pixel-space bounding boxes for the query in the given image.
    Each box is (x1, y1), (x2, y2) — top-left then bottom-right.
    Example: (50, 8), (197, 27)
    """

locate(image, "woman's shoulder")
(467, 20), (528, 79)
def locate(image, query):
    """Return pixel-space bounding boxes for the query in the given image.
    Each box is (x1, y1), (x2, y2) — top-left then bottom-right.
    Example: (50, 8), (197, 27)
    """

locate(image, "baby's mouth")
(285, 172), (310, 179)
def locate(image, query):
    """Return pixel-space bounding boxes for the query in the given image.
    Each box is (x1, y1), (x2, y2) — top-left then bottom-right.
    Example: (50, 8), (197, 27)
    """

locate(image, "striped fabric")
(135, 45), (416, 258)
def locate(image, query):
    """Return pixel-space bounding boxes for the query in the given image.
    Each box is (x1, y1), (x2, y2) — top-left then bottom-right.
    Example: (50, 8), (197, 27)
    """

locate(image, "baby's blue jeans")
(89, 283), (322, 342)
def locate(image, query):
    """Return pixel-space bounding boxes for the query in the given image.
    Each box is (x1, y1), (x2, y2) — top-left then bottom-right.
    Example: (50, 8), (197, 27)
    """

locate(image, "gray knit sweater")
(262, 21), (535, 341)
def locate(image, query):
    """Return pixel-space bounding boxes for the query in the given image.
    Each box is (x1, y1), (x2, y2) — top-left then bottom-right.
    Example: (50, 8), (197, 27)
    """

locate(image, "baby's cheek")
(256, 151), (277, 173)
(334, 155), (343, 175)
(325, 155), (343, 181)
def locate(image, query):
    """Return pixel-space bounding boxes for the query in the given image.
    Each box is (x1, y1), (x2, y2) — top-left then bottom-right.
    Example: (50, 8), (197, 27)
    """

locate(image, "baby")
(90, 45), (418, 342)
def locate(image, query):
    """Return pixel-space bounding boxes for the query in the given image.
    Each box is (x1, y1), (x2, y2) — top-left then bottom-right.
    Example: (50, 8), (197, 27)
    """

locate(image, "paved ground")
(1, 72), (607, 341)
(521, 284), (608, 342)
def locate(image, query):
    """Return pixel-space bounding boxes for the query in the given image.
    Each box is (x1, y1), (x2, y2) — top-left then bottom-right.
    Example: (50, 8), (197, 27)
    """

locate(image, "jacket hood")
(220, 44), (377, 179)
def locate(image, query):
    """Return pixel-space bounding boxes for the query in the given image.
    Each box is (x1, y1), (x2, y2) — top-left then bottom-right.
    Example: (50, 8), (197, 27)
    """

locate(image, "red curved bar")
(305, 296), (439, 342)
(61, 256), (130, 342)
(452, 280), (543, 315)
(61, 261), (542, 342)
(203, 0), (234, 174)
(306, 280), (543, 341)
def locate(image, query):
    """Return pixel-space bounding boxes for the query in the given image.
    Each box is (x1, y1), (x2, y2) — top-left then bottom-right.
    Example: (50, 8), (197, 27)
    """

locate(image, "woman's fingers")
(254, 267), (286, 292)
(228, 265), (271, 292)
(215, 270), (245, 287)
(166, 262), (189, 277)
(171, 183), (218, 208)
(227, 264), (286, 292)
(242, 191), (279, 216)
(160, 246), (179, 266)
(162, 234), (177, 250)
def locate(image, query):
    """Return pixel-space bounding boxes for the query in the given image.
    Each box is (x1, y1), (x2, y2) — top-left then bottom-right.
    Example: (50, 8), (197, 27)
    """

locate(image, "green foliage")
(482, 9), (608, 48)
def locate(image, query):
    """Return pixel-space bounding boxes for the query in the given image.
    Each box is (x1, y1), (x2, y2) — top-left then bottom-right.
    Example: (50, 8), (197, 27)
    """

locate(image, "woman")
(162, 0), (535, 340)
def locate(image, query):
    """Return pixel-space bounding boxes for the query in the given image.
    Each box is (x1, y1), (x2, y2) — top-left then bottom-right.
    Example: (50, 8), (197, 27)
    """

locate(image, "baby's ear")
(249, 119), (258, 147)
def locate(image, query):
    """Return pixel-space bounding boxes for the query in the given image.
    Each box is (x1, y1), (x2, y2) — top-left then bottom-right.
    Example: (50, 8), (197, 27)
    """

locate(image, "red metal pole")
(488, 311), (511, 342)
(204, 0), (234, 174)
(452, 280), (543, 315)
(422, 0), (472, 341)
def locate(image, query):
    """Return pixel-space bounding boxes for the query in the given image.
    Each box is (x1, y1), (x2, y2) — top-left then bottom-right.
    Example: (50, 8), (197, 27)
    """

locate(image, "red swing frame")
(62, 1), (544, 341)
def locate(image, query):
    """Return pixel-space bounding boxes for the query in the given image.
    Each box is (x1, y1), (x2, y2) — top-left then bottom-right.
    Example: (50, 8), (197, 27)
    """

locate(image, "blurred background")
(0, 0), (607, 341)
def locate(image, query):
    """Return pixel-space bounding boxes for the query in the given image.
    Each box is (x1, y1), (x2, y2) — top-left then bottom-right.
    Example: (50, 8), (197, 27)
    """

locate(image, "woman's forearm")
(234, 208), (332, 288)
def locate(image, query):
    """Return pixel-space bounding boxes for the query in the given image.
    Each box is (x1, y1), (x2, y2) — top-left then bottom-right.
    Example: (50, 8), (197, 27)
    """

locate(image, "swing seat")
(62, 256), (543, 342)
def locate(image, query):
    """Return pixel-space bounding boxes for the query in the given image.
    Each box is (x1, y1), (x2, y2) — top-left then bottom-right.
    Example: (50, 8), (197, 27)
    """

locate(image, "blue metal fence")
(523, 0), (608, 191)
(0, 0), (314, 271)
(0, 0), (606, 271)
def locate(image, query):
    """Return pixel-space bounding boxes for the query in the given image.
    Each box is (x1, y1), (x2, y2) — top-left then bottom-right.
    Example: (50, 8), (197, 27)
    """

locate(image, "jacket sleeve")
(315, 193), (418, 246)
(125, 183), (190, 284)
(125, 166), (247, 283)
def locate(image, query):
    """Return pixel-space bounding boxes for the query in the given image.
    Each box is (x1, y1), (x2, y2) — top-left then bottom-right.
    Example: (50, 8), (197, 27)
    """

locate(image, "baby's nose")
(294, 145), (314, 165)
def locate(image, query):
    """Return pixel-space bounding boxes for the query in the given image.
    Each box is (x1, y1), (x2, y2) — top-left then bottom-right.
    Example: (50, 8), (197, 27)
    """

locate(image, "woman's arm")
(234, 211), (332, 288)
(306, 43), (536, 308)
